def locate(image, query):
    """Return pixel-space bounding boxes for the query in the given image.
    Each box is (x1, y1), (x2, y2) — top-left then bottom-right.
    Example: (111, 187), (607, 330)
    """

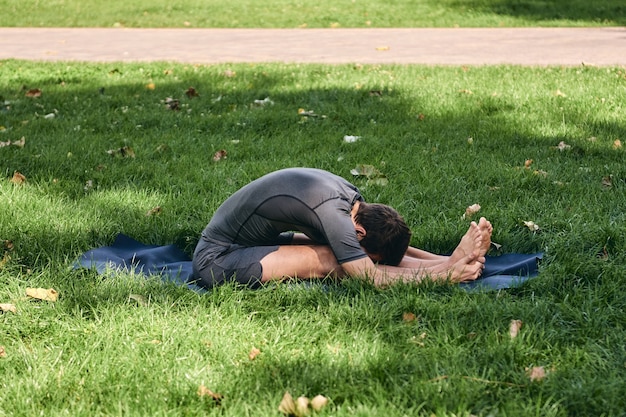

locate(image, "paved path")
(1, 27), (625, 66)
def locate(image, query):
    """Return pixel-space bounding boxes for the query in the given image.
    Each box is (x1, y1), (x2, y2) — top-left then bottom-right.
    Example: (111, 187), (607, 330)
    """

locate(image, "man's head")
(353, 202), (411, 266)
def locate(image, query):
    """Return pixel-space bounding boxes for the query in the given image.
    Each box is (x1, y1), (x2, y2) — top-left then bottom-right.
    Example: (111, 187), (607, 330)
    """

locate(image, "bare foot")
(477, 217), (493, 257)
(449, 221), (482, 264)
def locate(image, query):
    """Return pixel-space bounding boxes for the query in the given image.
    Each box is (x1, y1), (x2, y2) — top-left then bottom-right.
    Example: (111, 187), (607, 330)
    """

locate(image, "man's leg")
(259, 245), (345, 282)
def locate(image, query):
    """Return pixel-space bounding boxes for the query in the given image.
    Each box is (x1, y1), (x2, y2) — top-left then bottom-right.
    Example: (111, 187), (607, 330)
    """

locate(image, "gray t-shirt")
(200, 168), (368, 264)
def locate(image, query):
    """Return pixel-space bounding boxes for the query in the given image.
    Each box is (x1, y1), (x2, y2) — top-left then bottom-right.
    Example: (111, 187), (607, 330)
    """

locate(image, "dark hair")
(354, 202), (411, 266)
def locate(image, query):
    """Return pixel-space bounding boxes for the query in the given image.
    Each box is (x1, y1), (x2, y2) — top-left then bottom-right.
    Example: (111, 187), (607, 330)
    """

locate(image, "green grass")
(1, 60), (626, 416)
(1, 0), (625, 28)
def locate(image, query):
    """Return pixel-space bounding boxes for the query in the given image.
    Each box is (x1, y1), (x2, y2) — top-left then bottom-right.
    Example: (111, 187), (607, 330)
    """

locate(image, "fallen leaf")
(554, 89), (567, 97)
(146, 206), (162, 216)
(128, 294), (147, 306)
(0, 252), (10, 269)
(523, 221), (540, 231)
(296, 397), (310, 416)
(417, 113), (425, 121)
(223, 69), (236, 78)
(343, 135), (361, 143)
(459, 89), (473, 95)
(0, 303), (16, 313)
(106, 146), (135, 158)
(613, 139), (622, 149)
(25, 88), (42, 98)
(310, 395), (329, 412)
(509, 319), (523, 339)
(602, 175), (613, 188)
(0, 346), (6, 358)
(26, 288), (58, 302)
(197, 385), (223, 405)
(369, 90), (383, 97)
(84, 180), (94, 192)
(253, 97), (274, 106)
(10, 172), (26, 185)
(402, 312), (417, 322)
(185, 87), (199, 98)
(524, 159), (533, 169)
(555, 141), (571, 151)
(463, 203), (481, 219)
(350, 164), (388, 186)
(146, 83), (156, 90)
(298, 108), (320, 117)
(526, 366), (546, 382)
(279, 392), (297, 416)
(0, 137), (25, 148)
(164, 97), (180, 110)
(212, 149), (227, 162)
(248, 347), (261, 361)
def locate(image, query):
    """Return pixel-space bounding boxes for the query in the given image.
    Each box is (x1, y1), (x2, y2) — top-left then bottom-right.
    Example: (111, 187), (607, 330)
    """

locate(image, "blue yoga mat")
(74, 234), (542, 292)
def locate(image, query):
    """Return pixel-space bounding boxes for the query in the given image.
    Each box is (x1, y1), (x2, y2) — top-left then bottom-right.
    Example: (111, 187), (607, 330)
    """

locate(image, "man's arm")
(341, 255), (484, 287)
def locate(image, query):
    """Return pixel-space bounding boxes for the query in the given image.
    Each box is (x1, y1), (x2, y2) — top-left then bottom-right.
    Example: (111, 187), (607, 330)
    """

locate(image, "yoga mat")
(74, 234), (542, 292)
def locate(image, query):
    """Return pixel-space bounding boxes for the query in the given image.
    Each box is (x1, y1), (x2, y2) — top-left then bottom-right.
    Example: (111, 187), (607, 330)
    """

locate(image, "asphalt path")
(1, 27), (625, 65)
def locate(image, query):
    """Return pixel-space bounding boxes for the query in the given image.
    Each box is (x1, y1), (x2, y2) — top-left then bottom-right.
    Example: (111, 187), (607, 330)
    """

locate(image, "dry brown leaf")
(146, 206), (162, 217)
(602, 175), (613, 189)
(25, 88), (42, 98)
(106, 146), (135, 158)
(278, 391), (297, 416)
(523, 221), (540, 231)
(248, 347), (261, 361)
(0, 303), (16, 313)
(0, 252), (10, 269)
(402, 312), (417, 322)
(164, 97), (180, 110)
(146, 83), (156, 90)
(463, 203), (481, 219)
(26, 288), (58, 302)
(509, 319), (523, 339)
(524, 159), (533, 169)
(0, 137), (25, 148)
(197, 385), (223, 404)
(185, 87), (199, 98)
(0, 346), (6, 358)
(310, 395), (329, 412)
(613, 139), (622, 149)
(526, 366), (546, 382)
(555, 141), (571, 151)
(212, 149), (227, 162)
(296, 397), (310, 416)
(10, 171), (26, 185)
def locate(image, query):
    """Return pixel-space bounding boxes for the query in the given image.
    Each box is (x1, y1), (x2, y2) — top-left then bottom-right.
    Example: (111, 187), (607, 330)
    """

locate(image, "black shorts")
(192, 240), (279, 289)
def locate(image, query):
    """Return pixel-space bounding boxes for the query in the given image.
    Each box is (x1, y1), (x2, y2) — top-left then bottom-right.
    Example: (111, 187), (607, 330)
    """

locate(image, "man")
(192, 167), (492, 289)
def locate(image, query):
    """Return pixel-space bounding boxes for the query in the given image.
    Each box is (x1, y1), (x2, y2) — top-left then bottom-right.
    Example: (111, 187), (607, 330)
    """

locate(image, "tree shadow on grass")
(449, 0), (626, 24)
(2, 63), (625, 285)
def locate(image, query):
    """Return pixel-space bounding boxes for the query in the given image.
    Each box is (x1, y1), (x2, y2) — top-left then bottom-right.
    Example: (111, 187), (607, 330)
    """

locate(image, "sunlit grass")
(1, 60), (626, 416)
(1, 0), (625, 28)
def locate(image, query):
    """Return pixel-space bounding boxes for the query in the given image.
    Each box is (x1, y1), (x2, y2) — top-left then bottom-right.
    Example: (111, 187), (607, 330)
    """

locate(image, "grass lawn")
(1, 60), (626, 416)
(1, 0), (625, 28)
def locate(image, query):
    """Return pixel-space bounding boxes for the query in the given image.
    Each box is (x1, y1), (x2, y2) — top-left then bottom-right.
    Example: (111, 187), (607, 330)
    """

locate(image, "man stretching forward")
(193, 168), (492, 289)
